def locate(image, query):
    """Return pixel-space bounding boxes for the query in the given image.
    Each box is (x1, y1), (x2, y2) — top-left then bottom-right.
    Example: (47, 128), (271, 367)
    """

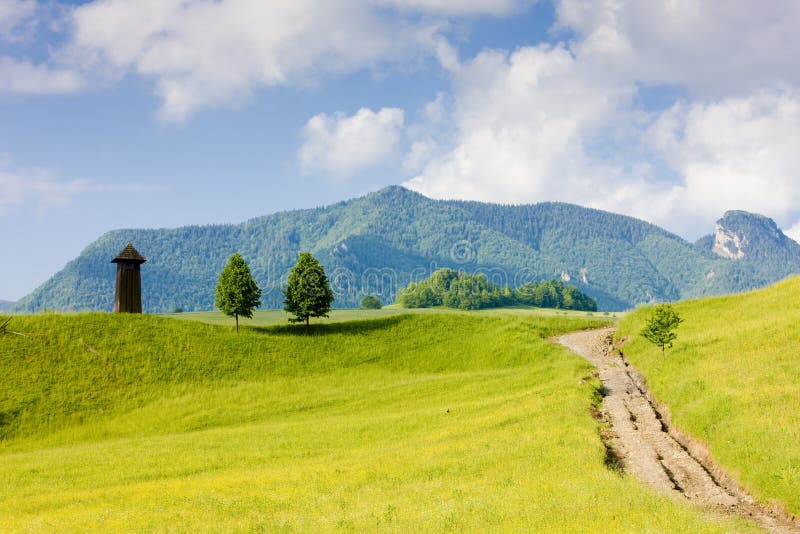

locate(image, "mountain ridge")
(12, 186), (800, 312)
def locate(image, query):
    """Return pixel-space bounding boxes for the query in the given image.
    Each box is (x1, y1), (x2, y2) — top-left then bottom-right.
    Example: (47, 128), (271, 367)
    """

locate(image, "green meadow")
(617, 276), (800, 516)
(0, 311), (753, 532)
(168, 305), (615, 328)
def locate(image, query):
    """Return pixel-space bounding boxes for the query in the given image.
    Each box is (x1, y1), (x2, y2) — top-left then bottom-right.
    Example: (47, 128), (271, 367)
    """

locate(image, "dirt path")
(558, 327), (800, 534)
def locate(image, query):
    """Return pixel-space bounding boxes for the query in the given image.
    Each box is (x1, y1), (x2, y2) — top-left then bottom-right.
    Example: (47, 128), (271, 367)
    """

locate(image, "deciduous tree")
(284, 252), (334, 327)
(360, 295), (382, 309)
(640, 303), (683, 356)
(215, 253), (262, 333)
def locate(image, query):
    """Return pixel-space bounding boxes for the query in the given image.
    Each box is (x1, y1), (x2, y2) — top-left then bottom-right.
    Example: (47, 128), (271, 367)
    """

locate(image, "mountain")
(693, 210), (800, 287)
(0, 300), (15, 312)
(13, 187), (800, 312)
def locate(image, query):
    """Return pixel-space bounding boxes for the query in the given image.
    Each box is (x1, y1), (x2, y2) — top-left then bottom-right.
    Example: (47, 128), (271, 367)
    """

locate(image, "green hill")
(0, 311), (753, 531)
(617, 276), (800, 515)
(13, 186), (800, 313)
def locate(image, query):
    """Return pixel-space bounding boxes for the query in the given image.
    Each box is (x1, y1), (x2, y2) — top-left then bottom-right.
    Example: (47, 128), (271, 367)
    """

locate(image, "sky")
(3, 0), (800, 301)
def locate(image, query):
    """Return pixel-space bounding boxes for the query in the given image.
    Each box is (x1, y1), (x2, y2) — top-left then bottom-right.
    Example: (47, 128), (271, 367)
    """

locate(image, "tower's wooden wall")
(114, 262), (142, 313)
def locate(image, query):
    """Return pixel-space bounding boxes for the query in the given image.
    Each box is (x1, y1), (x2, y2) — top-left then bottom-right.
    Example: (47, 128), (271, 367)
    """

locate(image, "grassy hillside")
(0, 312), (753, 531)
(168, 306), (613, 328)
(617, 276), (800, 515)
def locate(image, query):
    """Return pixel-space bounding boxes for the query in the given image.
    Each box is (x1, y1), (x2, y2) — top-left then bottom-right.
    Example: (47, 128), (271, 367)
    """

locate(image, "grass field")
(167, 305), (618, 328)
(617, 276), (800, 516)
(0, 311), (753, 532)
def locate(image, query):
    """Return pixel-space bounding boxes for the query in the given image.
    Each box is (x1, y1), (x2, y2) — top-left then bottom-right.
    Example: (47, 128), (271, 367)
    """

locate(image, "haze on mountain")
(13, 187), (800, 313)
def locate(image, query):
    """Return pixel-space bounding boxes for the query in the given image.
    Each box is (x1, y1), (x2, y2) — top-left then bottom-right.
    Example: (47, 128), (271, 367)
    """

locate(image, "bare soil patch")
(559, 327), (800, 533)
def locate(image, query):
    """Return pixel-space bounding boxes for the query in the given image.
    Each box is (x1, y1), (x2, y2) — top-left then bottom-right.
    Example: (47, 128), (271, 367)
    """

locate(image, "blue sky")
(2, 0), (800, 301)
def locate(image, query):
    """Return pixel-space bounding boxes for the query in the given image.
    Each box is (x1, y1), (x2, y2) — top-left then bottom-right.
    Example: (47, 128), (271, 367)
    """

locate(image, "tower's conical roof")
(111, 243), (146, 264)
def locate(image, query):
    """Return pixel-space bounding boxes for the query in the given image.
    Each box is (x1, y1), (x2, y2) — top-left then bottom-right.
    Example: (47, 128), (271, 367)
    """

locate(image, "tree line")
(18, 186), (747, 314)
(215, 252), (334, 331)
(395, 269), (597, 311)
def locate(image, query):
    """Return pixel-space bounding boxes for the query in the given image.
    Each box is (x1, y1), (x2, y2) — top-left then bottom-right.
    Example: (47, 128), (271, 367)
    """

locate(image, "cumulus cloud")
(405, 43), (637, 202)
(62, 0), (463, 122)
(5, 0), (800, 240)
(69, 0), (383, 121)
(0, 56), (85, 94)
(0, 0), (36, 40)
(0, 0), (461, 119)
(555, 0), (800, 97)
(405, 43), (800, 236)
(0, 1), (87, 95)
(647, 91), (800, 231)
(405, 1), (800, 239)
(299, 107), (405, 178)
(407, 68), (800, 238)
(783, 222), (800, 243)
(402, 91), (450, 172)
(3, 0), (541, 121)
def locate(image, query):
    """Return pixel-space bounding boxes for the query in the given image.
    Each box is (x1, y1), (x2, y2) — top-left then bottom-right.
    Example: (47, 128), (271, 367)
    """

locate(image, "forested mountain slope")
(13, 186), (800, 312)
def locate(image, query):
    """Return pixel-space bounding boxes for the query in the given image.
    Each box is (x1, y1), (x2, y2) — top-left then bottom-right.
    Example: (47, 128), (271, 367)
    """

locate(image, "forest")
(396, 269), (597, 311)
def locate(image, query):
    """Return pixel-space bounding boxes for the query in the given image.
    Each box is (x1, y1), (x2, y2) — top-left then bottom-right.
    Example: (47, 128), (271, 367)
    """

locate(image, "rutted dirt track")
(559, 327), (800, 534)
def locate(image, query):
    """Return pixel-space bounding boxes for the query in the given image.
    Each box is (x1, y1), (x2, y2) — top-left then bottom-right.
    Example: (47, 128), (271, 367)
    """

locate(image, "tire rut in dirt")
(558, 327), (800, 534)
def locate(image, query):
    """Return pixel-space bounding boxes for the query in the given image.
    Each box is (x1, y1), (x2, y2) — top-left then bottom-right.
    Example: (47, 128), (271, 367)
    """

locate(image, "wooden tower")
(112, 243), (146, 313)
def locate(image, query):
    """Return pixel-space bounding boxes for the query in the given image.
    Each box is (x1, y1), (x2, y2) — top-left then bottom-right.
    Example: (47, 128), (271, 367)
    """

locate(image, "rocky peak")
(709, 210), (793, 260)
(712, 223), (747, 259)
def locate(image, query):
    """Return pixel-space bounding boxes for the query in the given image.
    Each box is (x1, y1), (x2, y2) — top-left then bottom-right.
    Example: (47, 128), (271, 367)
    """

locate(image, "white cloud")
(0, 56), (85, 94)
(0, 0), (36, 40)
(0, 2), (86, 95)
(64, 0), (448, 122)
(0, 167), (88, 215)
(299, 107), (405, 178)
(648, 91), (800, 232)
(403, 140), (437, 172)
(784, 221), (800, 243)
(402, 91), (450, 171)
(555, 0), (800, 97)
(405, 44), (637, 203)
(28, 0), (536, 121)
(408, 67), (800, 237)
(404, 1), (800, 239)
(0, 154), (150, 215)
(376, 0), (534, 16)
(4, 0), (800, 241)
